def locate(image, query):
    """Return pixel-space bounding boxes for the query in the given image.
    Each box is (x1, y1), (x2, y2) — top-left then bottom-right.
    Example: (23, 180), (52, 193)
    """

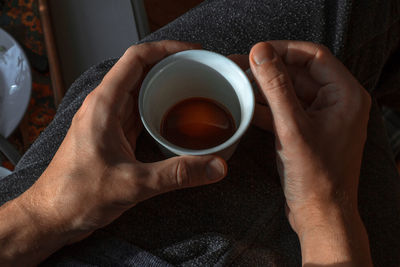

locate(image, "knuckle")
(127, 166), (147, 188)
(158, 40), (171, 46)
(157, 40), (177, 50)
(342, 88), (371, 124)
(315, 44), (331, 57)
(72, 91), (111, 130)
(124, 48), (145, 69)
(88, 92), (104, 111)
(72, 109), (83, 125)
(312, 44), (334, 65)
(175, 159), (191, 188)
(91, 90), (112, 112)
(109, 167), (145, 204)
(84, 91), (95, 105)
(122, 45), (145, 64)
(73, 92), (94, 123)
(125, 44), (138, 56)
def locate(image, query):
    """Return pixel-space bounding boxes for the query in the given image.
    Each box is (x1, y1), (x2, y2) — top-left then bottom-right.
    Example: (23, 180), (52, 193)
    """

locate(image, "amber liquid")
(161, 97), (236, 150)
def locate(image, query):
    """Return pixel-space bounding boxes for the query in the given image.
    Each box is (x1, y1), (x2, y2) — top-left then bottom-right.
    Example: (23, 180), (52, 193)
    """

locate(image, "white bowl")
(0, 28), (32, 138)
(0, 166), (11, 179)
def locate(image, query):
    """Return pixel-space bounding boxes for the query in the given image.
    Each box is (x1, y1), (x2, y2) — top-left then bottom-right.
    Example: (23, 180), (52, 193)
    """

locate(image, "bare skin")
(0, 40), (372, 266)
(0, 41), (227, 266)
(250, 41), (372, 266)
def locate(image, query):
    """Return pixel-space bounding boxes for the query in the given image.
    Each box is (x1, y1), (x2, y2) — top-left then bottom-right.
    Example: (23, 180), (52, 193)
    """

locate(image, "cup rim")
(138, 49), (255, 156)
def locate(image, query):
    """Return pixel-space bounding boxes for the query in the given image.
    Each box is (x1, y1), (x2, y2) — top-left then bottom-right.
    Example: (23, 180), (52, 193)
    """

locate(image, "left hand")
(248, 41), (372, 266)
(16, 41), (227, 246)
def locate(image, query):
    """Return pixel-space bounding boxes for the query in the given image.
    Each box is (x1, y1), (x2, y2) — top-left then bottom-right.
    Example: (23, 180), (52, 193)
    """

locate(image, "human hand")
(249, 41), (372, 265)
(227, 54), (274, 132)
(3, 41), (227, 265)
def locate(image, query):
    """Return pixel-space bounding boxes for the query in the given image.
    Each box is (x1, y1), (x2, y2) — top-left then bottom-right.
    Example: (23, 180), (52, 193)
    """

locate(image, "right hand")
(249, 41), (372, 265)
(1, 41), (227, 266)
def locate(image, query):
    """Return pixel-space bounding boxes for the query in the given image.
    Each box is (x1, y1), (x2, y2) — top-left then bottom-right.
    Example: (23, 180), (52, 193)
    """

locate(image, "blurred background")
(0, 0), (202, 171)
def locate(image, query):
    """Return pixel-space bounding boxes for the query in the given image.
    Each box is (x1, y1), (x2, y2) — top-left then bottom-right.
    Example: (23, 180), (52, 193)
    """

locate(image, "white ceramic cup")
(138, 50), (255, 160)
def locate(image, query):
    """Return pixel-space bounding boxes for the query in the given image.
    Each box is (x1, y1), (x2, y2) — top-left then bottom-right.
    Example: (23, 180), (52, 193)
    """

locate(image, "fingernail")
(206, 158), (226, 180)
(252, 43), (275, 65)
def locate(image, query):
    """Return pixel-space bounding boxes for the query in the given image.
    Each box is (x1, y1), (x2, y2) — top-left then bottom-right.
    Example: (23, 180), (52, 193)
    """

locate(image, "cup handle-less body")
(158, 139), (240, 160)
(139, 50), (255, 161)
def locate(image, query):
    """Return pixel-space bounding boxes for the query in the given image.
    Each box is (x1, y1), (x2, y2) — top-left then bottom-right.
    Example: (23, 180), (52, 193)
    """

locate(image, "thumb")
(250, 42), (304, 130)
(144, 155), (227, 194)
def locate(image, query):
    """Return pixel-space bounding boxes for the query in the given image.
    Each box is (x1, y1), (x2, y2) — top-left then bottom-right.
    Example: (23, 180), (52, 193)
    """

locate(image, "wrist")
(289, 200), (358, 236)
(288, 201), (372, 266)
(15, 186), (87, 244)
(0, 194), (75, 266)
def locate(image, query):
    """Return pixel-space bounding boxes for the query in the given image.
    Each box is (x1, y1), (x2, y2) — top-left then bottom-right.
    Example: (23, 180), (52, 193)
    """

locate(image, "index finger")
(267, 40), (353, 87)
(97, 40), (201, 105)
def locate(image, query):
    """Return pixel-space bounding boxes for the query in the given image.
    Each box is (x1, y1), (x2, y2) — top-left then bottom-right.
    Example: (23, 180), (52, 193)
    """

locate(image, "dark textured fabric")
(383, 106), (400, 157)
(0, 0), (399, 266)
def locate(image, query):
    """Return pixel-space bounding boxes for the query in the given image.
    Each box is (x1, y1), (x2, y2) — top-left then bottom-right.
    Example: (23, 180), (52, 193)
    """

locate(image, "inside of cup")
(142, 59), (241, 133)
(140, 50), (254, 154)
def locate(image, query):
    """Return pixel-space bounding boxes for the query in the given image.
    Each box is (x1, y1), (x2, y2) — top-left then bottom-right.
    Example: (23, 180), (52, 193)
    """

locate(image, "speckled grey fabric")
(1, 0), (400, 266)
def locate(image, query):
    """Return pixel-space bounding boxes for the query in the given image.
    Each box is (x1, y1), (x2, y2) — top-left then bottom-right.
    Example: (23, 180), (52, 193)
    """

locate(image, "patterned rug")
(1, 0), (55, 170)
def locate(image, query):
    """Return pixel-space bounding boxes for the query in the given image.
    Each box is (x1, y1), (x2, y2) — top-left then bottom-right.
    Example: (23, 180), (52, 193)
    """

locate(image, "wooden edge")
(38, 0), (64, 107)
